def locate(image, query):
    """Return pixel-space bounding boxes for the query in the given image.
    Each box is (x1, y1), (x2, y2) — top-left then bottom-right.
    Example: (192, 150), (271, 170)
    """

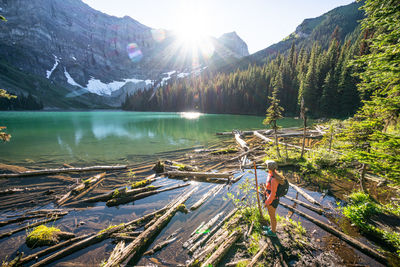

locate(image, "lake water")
(0, 111), (302, 167)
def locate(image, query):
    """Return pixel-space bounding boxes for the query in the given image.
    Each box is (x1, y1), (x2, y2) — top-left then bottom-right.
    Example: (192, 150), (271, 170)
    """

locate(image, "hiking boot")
(262, 225), (271, 231)
(262, 229), (277, 237)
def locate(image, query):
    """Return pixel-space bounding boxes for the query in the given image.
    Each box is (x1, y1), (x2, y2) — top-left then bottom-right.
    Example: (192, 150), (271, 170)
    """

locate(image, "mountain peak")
(218, 31), (249, 58)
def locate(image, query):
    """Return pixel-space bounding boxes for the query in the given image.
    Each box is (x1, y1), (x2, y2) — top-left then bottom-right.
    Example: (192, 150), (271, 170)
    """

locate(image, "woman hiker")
(263, 160), (285, 237)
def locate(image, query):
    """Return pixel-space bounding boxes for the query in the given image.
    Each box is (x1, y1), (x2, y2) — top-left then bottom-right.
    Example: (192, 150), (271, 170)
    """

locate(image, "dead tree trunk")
(167, 171), (231, 179)
(183, 212), (223, 248)
(102, 188), (196, 267)
(201, 230), (241, 267)
(30, 206), (170, 267)
(284, 195), (324, 215)
(190, 185), (223, 210)
(234, 132), (249, 151)
(106, 183), (189, 207)
(289, 183), (320, 206)
(0, 165), (127, 178)
(247, 241), (271, 267)
(279, 202), (388, 265)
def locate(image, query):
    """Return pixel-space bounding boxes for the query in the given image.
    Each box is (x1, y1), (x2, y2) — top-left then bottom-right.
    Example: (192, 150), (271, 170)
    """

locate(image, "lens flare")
(151, 29), (166, 42)
(180, 112), (202, 120)
(126, 43), (143, 62)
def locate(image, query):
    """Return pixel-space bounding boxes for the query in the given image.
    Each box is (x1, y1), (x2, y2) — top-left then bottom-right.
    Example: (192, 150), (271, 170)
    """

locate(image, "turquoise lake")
(0, 111), (303, 167)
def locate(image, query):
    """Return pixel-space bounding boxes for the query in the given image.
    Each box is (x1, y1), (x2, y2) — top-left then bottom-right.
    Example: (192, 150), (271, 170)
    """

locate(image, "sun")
(174, 1), (215, 59)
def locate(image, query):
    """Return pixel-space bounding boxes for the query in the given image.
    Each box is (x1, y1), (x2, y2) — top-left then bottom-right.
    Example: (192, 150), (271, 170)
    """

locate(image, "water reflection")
(0, 111), (296, 165)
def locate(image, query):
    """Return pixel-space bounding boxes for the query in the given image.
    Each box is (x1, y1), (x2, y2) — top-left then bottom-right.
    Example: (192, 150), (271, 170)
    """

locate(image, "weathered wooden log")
(102, 188), (197, 267)
(184, 212), (223, 248)
(201, 230), (241, 267)
(284, 195), (324, 215)
(0, 165), (127, 178)
(224, 146), (262, 163)
(235, 133), (249, 151)
(65, 175), (160, 205)
(143, 236), (177, 256)
(246, 221), (254, 239)
(254, 132), (312, 152)
(190, 185), (224, 210)
(70, 173), (106, 200)
(16, 234), (90, 265)
(190, 221), (205, 238)
(247, 241), (270, 267)
(0, 211), (67, 227)
(188, 208), (238, 254)
(216, 129), (273, 136)
(30, 206), (170, 267)
(231, 172), (247, 183)
(168, 171), (231, 179)
(289, 183), (320, 206)
(0, 214), (66, 239)
(106, 183), (189, 207)
(279, 202), (388, 265)
(57, 173), (106, 205)
(106, 241), (126, 265)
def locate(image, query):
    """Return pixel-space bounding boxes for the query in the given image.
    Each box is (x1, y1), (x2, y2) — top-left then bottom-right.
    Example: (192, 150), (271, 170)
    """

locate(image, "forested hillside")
(123, 27), (362, 118)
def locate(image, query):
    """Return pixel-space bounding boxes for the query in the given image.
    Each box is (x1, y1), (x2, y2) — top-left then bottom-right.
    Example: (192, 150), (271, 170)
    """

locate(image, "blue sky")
(82, 0), (355, 53)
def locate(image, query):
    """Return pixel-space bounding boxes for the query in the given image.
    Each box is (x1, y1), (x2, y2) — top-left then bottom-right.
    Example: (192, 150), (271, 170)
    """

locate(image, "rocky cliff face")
(217, 32), (249, 58)
(0, 0), (249, 107)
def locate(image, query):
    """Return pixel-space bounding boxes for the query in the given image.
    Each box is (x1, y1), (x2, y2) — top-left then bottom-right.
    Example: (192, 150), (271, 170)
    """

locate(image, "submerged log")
(216, 129), (273, 136)
(0, 165), (127, 179)
(201, 230), (241, 267)
(16, 234), (90, 265)
(57, 173), (106, 205)
(289, 183), (320, 206)
(190, 185), (224, 210)
(284, 195), (324, 215)
(184, 212), (223, 249)
(0, 214), (66, 239)
(279, 202), (388, 265)
(143, 236), (177, 256)
(188, 208), (239, 254)
(102, 188), (197, 267)
(168, 171), (231, 179)
(231, 172), (247, 183)
(0, 211), (67, 228)
(30, 206), (170, 267)
(106, 183), (189, 207)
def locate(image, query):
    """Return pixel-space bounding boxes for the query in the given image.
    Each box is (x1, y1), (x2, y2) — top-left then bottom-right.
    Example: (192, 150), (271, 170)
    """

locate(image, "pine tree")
(263, 87), (284, 157)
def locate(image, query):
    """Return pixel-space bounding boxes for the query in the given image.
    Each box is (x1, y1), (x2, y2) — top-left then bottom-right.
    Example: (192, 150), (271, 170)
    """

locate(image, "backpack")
(276, 178), (289, 197)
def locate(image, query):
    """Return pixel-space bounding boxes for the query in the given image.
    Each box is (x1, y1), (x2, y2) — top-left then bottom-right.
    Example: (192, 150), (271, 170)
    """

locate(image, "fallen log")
(0, 165), (127, 179)
(190, 185), (224, 210)
(289, 183), (320, 206)
(57, 173), (106, 205)
(143, 232), (177, 255)
(284, 195), (324, 215)
(235, 133), (249, 151)
(188, 208), (238, 254)
(30, 206), (170, 267)
(102, 188), (197, 267)
(224, 146), (262, 163)
(254, 132), (312, 152)
(279, 202), (388, 265)
(106, 183), (189, 207)
(70, 173), (106, 200)
(184, 212), (223, 249)
(201, 230), (241, 267)
(65, 175), (160, 205)
(167, 171), (231, 179)
(247, 241), (270, 267)
(216, 129), (273, 136)
(0, 214), (66, 239)
(15, 234), (90, 265)
(231, 172), (247, 183)
(0, 211), (67, 227)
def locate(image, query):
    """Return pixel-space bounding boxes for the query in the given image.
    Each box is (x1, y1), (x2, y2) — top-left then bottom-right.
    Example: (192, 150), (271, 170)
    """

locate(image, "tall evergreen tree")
(263, 87), (284, 157)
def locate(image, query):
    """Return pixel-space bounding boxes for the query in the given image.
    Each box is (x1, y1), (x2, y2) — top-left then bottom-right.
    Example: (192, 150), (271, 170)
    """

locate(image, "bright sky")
(82, 0), (355, 54)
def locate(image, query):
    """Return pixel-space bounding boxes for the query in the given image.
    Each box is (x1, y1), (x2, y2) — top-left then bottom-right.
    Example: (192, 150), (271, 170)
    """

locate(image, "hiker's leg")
(267, 205), (277, 233)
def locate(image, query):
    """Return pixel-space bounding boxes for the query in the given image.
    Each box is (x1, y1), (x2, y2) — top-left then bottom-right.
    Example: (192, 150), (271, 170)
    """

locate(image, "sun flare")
(174, 1), (215, 59)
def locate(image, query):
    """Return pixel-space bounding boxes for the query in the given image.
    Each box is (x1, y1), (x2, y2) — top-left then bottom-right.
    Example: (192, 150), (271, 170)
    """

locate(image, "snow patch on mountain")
(46, 55), (59, 79)
(86, 77), (150, 96)
(64, 67), (84, 88)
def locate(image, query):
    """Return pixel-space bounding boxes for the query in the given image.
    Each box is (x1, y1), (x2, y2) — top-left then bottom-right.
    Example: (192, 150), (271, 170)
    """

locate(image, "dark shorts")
(270, 198), (280, 209)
